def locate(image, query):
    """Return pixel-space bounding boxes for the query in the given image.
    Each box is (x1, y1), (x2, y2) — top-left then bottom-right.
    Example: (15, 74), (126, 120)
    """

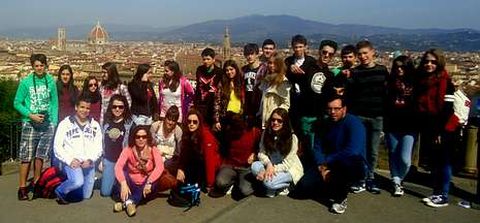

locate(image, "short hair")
(75, 95), (91, 105)
(326, 94), (346, 107)
(201, 48), (216, 58)
(291, 34), (307, 46)
(356, 40), (374, 50)
(165, 105), (180, 122)
(319, 40), (338, 52)
(341, 45), (357, 56)
(262, 39), (276, 48)
(30, 54), (48, 66)
(243, 43), (259, 56)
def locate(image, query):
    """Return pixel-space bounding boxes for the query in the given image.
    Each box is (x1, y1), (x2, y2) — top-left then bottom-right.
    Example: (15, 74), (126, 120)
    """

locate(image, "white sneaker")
(330, 199), (347, 214)
(422, 195), (439, 203)
(226, 185), (233, 195)
(351, 182), (366, 194)
(393, 184), (404, 197)
(279, 188), (290, 196)
(113, 202), (124, 212)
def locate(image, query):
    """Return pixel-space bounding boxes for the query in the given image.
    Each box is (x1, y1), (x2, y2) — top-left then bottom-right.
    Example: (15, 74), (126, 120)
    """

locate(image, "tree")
(0, 80), (20, 161)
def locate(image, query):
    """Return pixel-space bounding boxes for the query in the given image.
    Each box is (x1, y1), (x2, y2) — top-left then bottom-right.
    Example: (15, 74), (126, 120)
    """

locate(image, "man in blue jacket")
(292, 95), (366, 214)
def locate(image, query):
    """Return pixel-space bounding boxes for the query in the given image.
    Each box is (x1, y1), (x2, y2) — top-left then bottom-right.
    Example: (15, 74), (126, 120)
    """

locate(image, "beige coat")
(258, 76), (291, 129)
(257, 133), (304, 184)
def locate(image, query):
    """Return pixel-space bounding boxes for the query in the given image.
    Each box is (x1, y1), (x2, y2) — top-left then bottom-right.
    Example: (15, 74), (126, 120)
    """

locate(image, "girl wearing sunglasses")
(100, 94), (135, 197)
(113, 125), (164, 217)
(251, 108), (303, 197)
(176, 108), (221, 193)
(80, 76), (101, 122)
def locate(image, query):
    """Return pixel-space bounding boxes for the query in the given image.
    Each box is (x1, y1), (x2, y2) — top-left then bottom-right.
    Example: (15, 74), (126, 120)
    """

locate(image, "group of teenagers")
(13, 34), (464, 216)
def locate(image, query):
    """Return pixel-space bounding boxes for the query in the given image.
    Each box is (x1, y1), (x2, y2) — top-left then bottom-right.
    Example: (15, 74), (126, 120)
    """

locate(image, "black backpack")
(167, 183), (201, 211)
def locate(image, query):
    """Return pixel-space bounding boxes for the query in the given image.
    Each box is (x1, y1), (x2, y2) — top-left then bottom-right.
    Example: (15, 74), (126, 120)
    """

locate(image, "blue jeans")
(56, 163), (95, 200)
(100, 158), (117, 197)
(431, 132), (454, 196)
(386, 132), (415, 185)
(251, 161), (292, 194)
(358, 116), (383, 179)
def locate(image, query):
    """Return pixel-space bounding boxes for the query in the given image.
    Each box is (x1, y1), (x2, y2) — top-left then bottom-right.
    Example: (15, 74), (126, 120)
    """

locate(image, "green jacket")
(13, 73), (59, 124)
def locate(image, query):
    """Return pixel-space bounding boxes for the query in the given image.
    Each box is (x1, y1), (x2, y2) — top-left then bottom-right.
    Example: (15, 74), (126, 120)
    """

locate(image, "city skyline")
(0, 0), (479, 31)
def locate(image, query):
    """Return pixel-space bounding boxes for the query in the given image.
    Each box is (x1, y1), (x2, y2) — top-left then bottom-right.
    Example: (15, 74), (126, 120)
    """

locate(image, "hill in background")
(1, 14), (479, 52)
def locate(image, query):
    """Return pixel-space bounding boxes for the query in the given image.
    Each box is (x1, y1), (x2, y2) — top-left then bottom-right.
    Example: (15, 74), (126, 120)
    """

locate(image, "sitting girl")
(251, 108), (303, 197)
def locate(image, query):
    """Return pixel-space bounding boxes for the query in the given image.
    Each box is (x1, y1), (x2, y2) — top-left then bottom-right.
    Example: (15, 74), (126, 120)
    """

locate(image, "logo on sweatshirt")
(311, 72), (326, 94)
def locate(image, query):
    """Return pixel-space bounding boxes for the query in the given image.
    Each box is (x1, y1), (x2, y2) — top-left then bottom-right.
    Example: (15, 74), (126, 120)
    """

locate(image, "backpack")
(167, 183), (201, 211)
(33, 166), (67, 199)
(453, 89), (471, 125)
(445, 89), (471, 131)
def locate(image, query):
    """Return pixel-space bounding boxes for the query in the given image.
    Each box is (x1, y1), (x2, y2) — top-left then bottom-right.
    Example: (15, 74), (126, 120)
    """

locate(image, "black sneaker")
(425, 195), (449, 208)
(366, 180), (381, 194)
(29, 181), (39, 199)
(17, 187), (29, 200)
(208, 188), (226, 198)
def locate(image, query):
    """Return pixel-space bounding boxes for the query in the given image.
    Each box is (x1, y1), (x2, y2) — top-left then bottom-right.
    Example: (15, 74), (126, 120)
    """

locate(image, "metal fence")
(0, 121), (22, 163)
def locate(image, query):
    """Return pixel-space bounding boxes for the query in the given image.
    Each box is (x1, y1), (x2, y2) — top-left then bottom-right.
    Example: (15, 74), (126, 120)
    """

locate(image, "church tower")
(57, 27), (66, 51)
(223, 26), (232, 62)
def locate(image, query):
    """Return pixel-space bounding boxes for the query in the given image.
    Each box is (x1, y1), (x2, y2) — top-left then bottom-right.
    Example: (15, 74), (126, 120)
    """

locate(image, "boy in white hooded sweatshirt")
(53, 96), (102, 204)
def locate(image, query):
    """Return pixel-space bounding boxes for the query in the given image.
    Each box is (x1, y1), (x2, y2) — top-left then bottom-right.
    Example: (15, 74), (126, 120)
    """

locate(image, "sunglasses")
(135, 135), (148, 140)
(89, 83), (98, 87)
(112, 105), (125, 110)
(271, 118), (283, 124)
(187, 119), (199, 125)
(321, 50), (334, 57)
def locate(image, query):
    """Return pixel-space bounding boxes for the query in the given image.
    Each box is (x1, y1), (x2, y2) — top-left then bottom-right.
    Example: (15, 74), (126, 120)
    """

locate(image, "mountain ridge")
(0, 14), (478, 51)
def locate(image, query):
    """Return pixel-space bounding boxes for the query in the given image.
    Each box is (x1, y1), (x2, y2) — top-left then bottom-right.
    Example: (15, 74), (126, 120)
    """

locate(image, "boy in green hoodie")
(13, 54), (58, 200)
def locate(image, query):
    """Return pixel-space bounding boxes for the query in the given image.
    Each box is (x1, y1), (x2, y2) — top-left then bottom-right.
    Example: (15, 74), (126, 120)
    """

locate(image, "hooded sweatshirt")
(14, 72), (59, 124)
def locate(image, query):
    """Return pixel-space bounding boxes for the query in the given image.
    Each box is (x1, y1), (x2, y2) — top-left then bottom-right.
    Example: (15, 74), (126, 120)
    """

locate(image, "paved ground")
(1, 166), (479, 223)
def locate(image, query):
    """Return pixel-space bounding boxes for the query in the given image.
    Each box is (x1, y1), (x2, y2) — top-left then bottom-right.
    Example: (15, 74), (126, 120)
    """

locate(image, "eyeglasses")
(327, 107), (344, 112)
(135, 135), (148, 140)
(271, 118), (283, 124)
(187, 119), (199, 125)
(89, 83), (98, 87)
(425, 59), (438, 65)
(112, 105), (125, 110)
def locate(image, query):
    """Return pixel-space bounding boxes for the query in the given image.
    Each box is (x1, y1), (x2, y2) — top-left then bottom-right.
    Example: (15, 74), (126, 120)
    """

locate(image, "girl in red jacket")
(176, 108), (221, 192)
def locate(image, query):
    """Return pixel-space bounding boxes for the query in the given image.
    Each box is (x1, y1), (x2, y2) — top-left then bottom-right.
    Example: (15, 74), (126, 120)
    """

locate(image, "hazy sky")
(1, 0), (479, 30)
